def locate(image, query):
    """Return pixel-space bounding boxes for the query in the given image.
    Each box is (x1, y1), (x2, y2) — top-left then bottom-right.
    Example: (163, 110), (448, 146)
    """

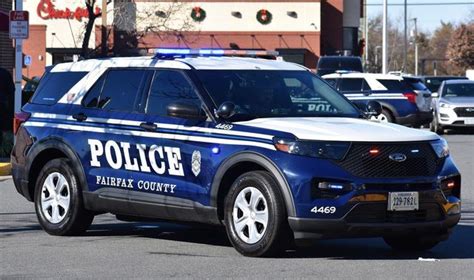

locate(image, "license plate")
(388, 192), (419, 211)
(465, 119), (474, 125)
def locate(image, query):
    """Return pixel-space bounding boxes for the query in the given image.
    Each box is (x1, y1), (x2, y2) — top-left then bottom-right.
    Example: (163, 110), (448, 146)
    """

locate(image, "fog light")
(318, 182), (345, 190)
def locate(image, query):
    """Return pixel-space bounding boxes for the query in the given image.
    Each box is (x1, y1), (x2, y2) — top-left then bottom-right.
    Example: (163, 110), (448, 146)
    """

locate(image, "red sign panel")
(9, 11), (29, 39)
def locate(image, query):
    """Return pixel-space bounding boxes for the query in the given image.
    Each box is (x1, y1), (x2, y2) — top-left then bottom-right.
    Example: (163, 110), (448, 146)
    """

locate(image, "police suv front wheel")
(224, 171), (292, 257)
(34, 158), (94, 236)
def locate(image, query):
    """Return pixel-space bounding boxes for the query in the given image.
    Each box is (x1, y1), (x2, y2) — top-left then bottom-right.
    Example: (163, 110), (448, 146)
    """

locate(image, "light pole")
(382, 0), (388, 74)
(410, 17), (418, 75)
(403, 0), (407, 72)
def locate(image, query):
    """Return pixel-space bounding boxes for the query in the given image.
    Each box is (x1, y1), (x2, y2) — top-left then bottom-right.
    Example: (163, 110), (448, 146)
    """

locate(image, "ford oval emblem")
(389, 153), (407, 162)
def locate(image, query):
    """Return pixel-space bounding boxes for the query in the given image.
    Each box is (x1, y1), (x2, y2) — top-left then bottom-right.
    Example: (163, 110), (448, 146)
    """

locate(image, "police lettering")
(88, 139), (184, 176)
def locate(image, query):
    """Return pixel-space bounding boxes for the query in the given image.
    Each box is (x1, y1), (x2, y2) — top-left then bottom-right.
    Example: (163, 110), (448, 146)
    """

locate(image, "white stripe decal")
(30, 113), (274, 140)
(348, 97), (407, 100)
(24, 121), (276, 150)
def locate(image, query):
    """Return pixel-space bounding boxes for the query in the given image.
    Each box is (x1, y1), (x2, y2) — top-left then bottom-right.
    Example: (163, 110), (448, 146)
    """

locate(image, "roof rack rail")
(150, 48), (279, 59)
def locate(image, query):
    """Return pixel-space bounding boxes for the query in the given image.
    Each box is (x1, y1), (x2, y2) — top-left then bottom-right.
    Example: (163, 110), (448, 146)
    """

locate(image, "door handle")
(72, 113), (87, 122)
(140, 122), (157, 131)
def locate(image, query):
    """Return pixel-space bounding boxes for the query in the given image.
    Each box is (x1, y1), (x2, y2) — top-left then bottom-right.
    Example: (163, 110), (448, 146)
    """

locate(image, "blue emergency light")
(151, 48), (279, 59)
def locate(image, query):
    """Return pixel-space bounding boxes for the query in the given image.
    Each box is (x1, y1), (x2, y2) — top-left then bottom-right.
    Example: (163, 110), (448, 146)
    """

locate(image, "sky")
(366, 0), (474, 33)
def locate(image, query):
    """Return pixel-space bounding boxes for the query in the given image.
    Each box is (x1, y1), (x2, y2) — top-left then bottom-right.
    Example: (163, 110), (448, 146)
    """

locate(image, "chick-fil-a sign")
(37, 0), (101, 21)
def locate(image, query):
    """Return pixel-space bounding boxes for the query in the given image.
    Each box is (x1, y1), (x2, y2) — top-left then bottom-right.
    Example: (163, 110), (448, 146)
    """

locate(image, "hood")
(237, 117), (439, 142)
(441, 96), (474, 106)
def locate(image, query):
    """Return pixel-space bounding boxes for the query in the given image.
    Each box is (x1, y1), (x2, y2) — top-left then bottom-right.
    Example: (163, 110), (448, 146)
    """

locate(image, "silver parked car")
(431, 80), (474, 134)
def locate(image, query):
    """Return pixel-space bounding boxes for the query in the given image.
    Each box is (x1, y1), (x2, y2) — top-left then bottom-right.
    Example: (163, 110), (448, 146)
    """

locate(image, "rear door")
(70, 68), (152, 201)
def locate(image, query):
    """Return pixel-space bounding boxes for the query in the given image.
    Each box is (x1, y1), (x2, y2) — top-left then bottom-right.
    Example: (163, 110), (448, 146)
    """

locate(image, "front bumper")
(289, 213), (460, 239)
(288, 189), (461, 240)
(438, 107), (474, 126)
(396, 111), (433, 126)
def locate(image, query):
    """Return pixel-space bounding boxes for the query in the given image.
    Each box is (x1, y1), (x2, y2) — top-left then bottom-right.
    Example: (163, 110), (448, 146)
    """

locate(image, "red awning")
(0, 11), (9, 32)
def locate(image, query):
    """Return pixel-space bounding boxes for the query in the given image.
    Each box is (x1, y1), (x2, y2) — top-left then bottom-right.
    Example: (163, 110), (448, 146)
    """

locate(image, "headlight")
(439, 102), (453, 108)
(274, 138), (350, 160)
(431, 138), (449, 158)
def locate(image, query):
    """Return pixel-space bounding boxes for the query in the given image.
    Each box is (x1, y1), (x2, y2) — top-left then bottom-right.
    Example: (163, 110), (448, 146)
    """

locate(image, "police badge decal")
(191, 150), (201, 177)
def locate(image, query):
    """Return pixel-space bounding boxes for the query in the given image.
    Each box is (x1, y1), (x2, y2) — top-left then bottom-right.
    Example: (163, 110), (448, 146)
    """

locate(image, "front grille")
(454, 107), (474, 117)
(335, 142), (443, 178)
(345, 202), (444, 223)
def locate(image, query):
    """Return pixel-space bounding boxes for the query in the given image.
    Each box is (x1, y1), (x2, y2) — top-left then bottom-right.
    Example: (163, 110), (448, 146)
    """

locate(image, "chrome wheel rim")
(41, 172), (70, 224)
(232, 187), (269, 244)
(371, 113), (389, 122)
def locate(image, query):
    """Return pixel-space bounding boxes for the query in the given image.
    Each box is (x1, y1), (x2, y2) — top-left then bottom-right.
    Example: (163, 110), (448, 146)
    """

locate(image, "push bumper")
(396, 111), (433, 126)
(288, 213), (460, 240)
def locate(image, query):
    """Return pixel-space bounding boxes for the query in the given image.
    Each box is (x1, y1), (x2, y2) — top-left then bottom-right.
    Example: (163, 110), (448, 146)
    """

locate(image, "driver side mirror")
(216, 101), (236, 119)
(366, 100), (382, 116)
(431, 92), (439, 98)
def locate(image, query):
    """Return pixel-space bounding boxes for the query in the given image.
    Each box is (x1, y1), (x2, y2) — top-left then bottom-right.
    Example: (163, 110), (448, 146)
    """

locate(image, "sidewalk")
(0, 158), (11, 176)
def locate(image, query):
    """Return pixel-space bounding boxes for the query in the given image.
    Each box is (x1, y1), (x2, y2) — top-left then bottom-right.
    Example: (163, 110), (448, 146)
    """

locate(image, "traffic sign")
(9, 11), (29, 39)
(24, 55), (32, 66)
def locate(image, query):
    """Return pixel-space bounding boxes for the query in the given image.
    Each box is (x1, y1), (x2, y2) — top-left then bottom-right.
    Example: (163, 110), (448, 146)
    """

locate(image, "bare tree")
(80, 0), (195, 58)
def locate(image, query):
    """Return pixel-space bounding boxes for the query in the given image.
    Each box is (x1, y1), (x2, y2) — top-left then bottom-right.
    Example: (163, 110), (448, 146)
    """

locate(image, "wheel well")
(216, 162), (266, 221)
(28, 149), (67, 201)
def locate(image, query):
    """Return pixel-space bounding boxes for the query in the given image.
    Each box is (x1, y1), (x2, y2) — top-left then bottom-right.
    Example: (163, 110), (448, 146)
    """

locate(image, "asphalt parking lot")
(1, 132), (473, 279)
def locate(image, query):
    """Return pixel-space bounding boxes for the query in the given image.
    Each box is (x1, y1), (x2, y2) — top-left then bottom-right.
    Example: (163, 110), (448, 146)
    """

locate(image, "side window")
(146, 70), (200, 116)
(31, 71), (87, 105)
(324, 78), (338, 88)
(99, 69), (147, 111)
(339, 78), (364, 92)
(83, 74), (105, 108)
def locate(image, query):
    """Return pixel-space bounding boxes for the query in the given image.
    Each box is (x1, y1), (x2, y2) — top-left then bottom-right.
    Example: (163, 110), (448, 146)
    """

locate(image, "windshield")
(443, 83), (474, 97)
(197, 70), (360, 120)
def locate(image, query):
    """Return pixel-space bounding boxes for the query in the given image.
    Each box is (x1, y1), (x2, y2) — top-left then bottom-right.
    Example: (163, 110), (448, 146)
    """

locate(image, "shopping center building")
(0, 0), (363, 79)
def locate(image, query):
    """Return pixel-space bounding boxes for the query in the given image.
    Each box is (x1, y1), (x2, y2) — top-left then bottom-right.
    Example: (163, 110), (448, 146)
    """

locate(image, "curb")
(0, 162), (12, 176)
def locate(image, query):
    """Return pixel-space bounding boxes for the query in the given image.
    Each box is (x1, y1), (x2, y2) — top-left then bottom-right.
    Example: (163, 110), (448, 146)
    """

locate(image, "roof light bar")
(151, 48), (279, 58)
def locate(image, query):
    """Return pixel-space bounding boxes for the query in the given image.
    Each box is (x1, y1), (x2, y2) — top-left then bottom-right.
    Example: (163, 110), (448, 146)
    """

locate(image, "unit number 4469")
(311, 206), (336, 214)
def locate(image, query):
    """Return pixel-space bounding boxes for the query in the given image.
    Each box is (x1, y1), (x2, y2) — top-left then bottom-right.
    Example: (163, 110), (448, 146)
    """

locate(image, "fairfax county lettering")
(96, 175), (177, 194)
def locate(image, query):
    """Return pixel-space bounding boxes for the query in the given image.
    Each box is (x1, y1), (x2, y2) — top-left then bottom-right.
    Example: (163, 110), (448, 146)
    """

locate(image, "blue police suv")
(11, 49), (461, 257)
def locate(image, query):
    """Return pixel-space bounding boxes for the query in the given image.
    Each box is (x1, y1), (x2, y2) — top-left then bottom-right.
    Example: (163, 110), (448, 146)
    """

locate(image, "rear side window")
(377, 79), (410, 92)
(339, 78), (364, 92)
(146, 70), (200, 116)
(31, 72), (87, 105)
(324, 78), (338, 88)
(83, 69), (147, 112)
(404, 78), (428, 91)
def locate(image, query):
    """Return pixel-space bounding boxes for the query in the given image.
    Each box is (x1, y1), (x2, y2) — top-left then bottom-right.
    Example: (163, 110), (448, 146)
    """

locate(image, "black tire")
(34, 158), (94, 236)
(224, 171), (292, 257)
(431, 115), (444, 135)
(381, 108), (394, 123)
(383, 235), (444, 252)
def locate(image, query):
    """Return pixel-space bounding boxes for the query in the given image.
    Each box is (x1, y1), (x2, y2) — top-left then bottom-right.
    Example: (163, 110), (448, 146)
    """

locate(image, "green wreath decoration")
(191, 7), (206, 22)
(256, 9), (272, 25)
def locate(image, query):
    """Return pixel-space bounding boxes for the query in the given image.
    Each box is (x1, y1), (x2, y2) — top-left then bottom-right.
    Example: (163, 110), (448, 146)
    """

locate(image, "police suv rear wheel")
(34, 158), (94, 235)
(224, 171), (291, 257)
